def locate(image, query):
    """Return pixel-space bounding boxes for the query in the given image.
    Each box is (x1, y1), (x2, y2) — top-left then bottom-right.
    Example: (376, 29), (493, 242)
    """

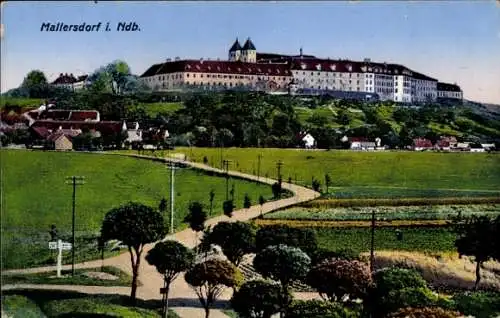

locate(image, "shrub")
(387, 306), (462, 318)
(231, 280), (284, 318)
(287, 299), (361, 318)
(312, 178), (321, 192)
(373, 268), (428, 297)
(272, 182), (282, 199)
(307, 259), (373, 302)
(380, 287), (440, 315)
(452, 291), (500, 318)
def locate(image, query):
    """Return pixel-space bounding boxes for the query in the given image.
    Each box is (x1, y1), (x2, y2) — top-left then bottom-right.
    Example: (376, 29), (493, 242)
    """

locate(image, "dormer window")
(361, 66), (367, 72)
(238, 68), (241, 72)
(208, 66), (211, 70)
(347, 65), (353, 72)
(330, 64), (336, 71)
(316, 64), (321, 71)
(196, 65), (200, 70)
(301, 63), (307, 70)
(228, 67), (231, 71)
(368, 67), (372, 72)
(217, 66), (221, 71)
(187, 65), (191, 69)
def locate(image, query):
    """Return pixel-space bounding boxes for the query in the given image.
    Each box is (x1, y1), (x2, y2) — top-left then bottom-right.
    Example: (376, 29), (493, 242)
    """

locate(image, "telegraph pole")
(168, 163), (180, 234)
(65, 176), (85, 276)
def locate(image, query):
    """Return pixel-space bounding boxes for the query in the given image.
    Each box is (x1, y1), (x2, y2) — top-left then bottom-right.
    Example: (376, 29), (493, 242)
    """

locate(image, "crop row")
(300, 196), (500, 208)
(263, 204), (500, 221)
(254, 219), (449, 228)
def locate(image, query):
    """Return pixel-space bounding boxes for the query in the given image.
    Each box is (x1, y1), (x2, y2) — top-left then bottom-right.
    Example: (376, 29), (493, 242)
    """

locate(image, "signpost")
(49, 239), (72, 277)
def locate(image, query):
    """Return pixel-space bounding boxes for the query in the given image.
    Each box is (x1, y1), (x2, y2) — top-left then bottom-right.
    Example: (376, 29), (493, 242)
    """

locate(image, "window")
(187, 73), (190, 78)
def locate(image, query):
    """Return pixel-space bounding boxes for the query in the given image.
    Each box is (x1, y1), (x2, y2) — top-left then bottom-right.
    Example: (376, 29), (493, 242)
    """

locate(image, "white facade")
(302, 133), (315, 148)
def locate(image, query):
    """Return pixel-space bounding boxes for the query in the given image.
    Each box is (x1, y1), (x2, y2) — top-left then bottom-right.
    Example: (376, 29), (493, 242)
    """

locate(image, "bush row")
(254, 219), (449, 228)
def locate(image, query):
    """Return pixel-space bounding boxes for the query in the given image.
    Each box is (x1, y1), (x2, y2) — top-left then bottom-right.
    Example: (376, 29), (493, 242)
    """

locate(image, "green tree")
(146, 240), (195, 317)
(271, 182), (282, 199)
(185, 259), (243, 318)
(243, 193), (252, 209)
(388, 307), (461, 318)
(223, 200), (235, 217)
(324, 174), (331, 194)
(209, 189), (215, 217)
(231, 280), (284, 318)
(100, 202), (166, 303)
(253, 244), (311, 316)
(21, 70), (49, 98)
(203, 221), (255, 266)
(287, 299), (361, 318)
(453, 215), (497, 289)
(307, 259), (373, 302)
(256, 225), (318, 257)
(184, 201), (207, 233)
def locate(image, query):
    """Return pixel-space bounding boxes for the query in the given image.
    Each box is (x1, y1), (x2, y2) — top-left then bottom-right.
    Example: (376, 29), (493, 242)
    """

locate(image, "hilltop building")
(140, 38), (463, 103)
(51, 73), (90, 91)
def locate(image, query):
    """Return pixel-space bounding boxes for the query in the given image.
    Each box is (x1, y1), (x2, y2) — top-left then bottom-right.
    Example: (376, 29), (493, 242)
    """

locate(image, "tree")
(231, 280), (284, 318)
(184, 201), (207, 232)
(243, 193), (252, 209)
(209, 189), (215, 217)
(256, 225), (318, 257)
(324, 174), (331, 194)
(272, 182), (282, 199)
(184, 201), (207, 250)
(146, 240), (195, 317)
(307, 259), (373, 303)
(453, 215), (497, 289)
(89, 60), (133, 94)
(312, 248), (359, 266)
(259, 195), (266, 216)
(253, 244), (311, 316)
(312, 178), (321, 192)
(387, 307), (462, 318)
(203, 221), (255, 266)
(185, 259), (243, 318)
(21, 70), (49, 97)
(158, 198), (168, 223)
(223, 200), (235, 217)
(287, 299), (361, 318)
(100, 202), (166, 303)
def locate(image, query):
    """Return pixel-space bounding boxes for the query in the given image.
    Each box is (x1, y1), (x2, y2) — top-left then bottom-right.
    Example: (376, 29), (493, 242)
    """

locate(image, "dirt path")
(3, 154), (320, 318)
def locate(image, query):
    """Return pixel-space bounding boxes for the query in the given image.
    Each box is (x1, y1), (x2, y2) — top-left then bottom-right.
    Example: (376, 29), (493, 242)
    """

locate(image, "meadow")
(170, 147), (500, 196)
(1, 150), (273, 269)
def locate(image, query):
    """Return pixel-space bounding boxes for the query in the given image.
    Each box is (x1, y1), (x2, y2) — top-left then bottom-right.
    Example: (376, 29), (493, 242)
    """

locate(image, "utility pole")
(169, 163), (180, 234)
(65, 176), (85, 276)
(370, 209), (376, 272)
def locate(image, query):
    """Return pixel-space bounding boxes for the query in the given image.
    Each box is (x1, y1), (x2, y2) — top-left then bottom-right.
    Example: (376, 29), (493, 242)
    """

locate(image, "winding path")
(3, 153), (321, 318)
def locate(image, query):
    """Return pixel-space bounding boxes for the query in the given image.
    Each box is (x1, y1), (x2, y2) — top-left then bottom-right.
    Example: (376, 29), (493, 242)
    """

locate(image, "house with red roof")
(412, 138), (433, 151)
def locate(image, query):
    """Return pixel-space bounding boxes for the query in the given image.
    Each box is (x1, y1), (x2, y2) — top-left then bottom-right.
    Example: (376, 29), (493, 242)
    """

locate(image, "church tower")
(229, 38), (242, 62)
(241, 38), (256, 63)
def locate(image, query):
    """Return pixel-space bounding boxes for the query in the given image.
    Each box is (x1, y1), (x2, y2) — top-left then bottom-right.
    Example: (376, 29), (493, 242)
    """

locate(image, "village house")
(46, 131), (74, 151)
(297, 132), (316, 149)
(348, 137), (377, 151)
(435, 136), (457, 151)
(412, 138), (433, 151)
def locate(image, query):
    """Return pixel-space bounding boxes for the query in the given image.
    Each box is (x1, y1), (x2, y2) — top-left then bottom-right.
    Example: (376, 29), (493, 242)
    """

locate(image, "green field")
(171, 147), (500, 195)
(132, 102), (184, 117)
(264, 204), (500, 221)
(2, 290), (179, 318)
(314, 226), (456, 254)
(1, 150), (273, 269)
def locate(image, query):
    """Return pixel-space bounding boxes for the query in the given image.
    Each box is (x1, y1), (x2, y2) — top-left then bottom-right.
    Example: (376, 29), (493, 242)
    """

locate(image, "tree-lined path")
(3, 153), (321, 318)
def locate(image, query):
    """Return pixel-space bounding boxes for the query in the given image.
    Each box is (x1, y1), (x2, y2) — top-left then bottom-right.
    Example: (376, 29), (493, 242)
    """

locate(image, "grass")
(368, 251), (500, 292)
(2, 266), (132, 287)
(1, 150), (273, 269)
(312, 226), (457, 254)
(222, 309), (239, 318)
(263, 204), (500, 221)
(1, 290), (180, 318)
(168, 147), (500, 195)
(1, 294), (47, 318)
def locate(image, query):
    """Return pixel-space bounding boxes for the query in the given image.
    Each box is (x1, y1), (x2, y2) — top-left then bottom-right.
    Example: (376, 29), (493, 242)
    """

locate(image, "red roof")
(32, 120), (122, 135)
(141, 60), (292, 77)
(349, 137), (369, 142)
(31, 126), (51, 138)
(413, 138), (433, 148)
(68, 111), (99, 121)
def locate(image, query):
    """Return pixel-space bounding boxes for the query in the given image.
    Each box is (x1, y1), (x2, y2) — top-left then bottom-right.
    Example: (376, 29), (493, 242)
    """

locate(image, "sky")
(1, 1), (500, 104)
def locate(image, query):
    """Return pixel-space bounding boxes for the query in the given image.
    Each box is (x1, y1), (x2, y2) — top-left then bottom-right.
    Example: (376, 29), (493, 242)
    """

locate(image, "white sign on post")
(48, 239), (72, 277)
